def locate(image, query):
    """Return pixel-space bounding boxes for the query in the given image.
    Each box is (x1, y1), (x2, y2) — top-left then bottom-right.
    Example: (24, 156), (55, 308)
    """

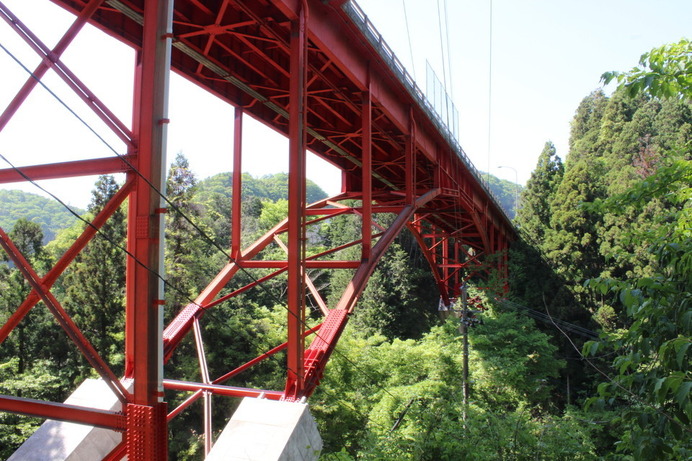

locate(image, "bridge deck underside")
(52, 0), (511, 244)
(0, 0), (515, 458)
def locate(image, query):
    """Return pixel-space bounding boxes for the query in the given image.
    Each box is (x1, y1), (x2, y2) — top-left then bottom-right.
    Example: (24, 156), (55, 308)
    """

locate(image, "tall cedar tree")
(62, 175), (126, 377)
(582, 38), (692, 459)
(515, 141), (564, 244)
(164, 152), (207, 314)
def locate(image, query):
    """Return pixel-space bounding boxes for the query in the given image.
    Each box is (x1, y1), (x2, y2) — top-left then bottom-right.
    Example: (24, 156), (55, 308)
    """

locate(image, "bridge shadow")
(464, 238), (600, 411)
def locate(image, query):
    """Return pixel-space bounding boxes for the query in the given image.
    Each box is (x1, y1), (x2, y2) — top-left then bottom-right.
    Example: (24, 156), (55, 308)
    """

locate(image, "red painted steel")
(0, 178), (134, 345)
(285, 1), (309, 400)
(231, 106), (243, 260)
(0, 0), (516, 458)
(0, 395), (126, 431)
(0, 157), (134, 183)
(122, 0), (172, 457)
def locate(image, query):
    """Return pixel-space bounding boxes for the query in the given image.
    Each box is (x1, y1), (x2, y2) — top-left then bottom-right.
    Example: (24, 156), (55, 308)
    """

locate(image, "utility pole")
(459, 284), (469, 421)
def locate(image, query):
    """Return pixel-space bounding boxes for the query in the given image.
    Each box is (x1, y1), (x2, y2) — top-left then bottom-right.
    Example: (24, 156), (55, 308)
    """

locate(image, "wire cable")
(401, 0), (416, 82)
(500, 299), (599, 340)
(0, 151), (299, 388)
(443, 0), (453, 100)
(436, 0), (450, 128)
(486, 0), (494, 185)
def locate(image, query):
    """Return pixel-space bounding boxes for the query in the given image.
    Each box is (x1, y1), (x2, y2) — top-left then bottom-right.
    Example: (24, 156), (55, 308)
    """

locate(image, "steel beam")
(284, 0), (309, 401)
(0, 0), (103, 133)
(123, 0), (173, 457)
(0, 395), (126, 431)
(0, 179), (134, 346)
(0, 157), (133, 184)
(231, 107), (243, 259)
(361, 79), (372, 261)
(0, 228), (128, 403)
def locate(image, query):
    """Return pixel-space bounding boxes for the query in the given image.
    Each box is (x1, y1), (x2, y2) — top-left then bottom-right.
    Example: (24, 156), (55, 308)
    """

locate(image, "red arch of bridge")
(0, 0), (516, 458)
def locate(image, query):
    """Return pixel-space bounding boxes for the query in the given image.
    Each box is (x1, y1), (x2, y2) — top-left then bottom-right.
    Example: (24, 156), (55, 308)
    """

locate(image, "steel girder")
(0, 0), (516, 458)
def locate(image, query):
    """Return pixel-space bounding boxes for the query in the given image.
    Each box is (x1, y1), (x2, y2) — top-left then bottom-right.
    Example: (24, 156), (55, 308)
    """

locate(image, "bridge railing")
(343, 1), (512, 222)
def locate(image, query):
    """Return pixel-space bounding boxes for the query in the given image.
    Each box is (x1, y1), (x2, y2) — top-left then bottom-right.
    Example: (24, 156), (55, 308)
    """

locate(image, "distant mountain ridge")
(480, 173), (523, 219)
(0, 171), (517, 246)
(0, 190), (84, 243)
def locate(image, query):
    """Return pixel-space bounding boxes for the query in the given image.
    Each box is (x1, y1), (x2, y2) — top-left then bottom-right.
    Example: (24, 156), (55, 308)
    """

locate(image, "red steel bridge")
(0, 0), (516, 458)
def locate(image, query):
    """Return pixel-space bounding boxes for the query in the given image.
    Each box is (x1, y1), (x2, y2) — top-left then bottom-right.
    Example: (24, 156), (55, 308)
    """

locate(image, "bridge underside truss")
(0, 0), (515, 458)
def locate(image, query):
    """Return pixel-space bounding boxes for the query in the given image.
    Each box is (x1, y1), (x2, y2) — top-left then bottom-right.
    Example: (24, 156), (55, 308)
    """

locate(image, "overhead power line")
(500, 299), (599, 340)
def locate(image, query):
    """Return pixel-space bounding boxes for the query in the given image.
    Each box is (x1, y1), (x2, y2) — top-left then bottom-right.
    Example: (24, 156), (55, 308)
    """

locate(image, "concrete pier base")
(8, 378), (128, 461)
(206, 397), (322, 461)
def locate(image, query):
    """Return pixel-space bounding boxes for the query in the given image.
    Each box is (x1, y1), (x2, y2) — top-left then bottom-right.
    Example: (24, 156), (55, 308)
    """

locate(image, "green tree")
(584, 161), (692, 459)
(61, 175), (126, 377)
(483, 172), (523, 219)
(0, 220), (69, 456)
(351, 242), (436, 340)
(602, 38), (692, 100)
(165, 153), (209, 312)
(582, 39), (692, 459)
(515, 141), (563, 245)
(313, 292), (593, 460)
(0, 190), (83, 243)
(0, 219), (50, 372)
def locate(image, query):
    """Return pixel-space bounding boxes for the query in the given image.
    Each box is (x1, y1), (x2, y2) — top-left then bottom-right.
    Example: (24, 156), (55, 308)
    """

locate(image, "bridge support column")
(207, 397), (322, 461)
(361, 77), (372, 260)
(232, 107), (243, 259)
(124, 0), (173, 457)
(285, 1), (309, 400)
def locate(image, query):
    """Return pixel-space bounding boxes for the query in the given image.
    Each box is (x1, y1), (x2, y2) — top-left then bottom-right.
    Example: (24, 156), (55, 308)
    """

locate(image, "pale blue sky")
(0, 0), (690, 207)
(360, 0), (691, 184)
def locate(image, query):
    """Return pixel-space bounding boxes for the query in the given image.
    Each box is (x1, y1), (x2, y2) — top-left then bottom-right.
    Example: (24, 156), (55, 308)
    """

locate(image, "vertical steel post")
(192, 319), (212, 456)
(285, 2), (308, 399)
(125, 0), (172, 457)
(405, 110), (416, 205)
(361, 75), (372, 261)
(442, 234), (449, 294)
(232, 107), (243, 259)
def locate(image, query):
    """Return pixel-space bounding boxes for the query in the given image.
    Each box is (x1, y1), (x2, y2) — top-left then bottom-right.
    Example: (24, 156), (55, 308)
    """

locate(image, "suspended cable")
(435, 0), (450, 128)
(401, 0), (416, 82)
(0, 151), (302, 390)
(0, 39), (286, 313)
(486, 0), (494, 184)
(0, 41), (300, 376)
(442, 0), (453, 100)
(500, 299), (599, 339)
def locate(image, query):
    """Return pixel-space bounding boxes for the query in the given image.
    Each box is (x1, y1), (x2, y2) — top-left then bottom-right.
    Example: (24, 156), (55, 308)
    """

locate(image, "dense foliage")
(0, 190), (84, 243)
(512, 38), (692, 459)
(482, 173), (523, 219)
(0, 39), (689, 460)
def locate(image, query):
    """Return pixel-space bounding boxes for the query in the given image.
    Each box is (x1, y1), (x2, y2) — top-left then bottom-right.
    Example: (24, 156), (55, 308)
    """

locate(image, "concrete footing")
(8, 378), (128, 461)
(206, 397), (322, 461)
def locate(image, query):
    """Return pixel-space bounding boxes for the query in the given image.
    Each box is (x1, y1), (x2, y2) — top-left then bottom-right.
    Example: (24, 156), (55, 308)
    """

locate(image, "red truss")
(0, 0), (516, 458)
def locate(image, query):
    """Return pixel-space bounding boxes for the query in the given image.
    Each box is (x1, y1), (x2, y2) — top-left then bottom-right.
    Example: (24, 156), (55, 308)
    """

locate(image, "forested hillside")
(0, 190), (84, 243)
(510, 39), (691, 460)
(0, 40), (689, 460)
(482, 173), (523, 219)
